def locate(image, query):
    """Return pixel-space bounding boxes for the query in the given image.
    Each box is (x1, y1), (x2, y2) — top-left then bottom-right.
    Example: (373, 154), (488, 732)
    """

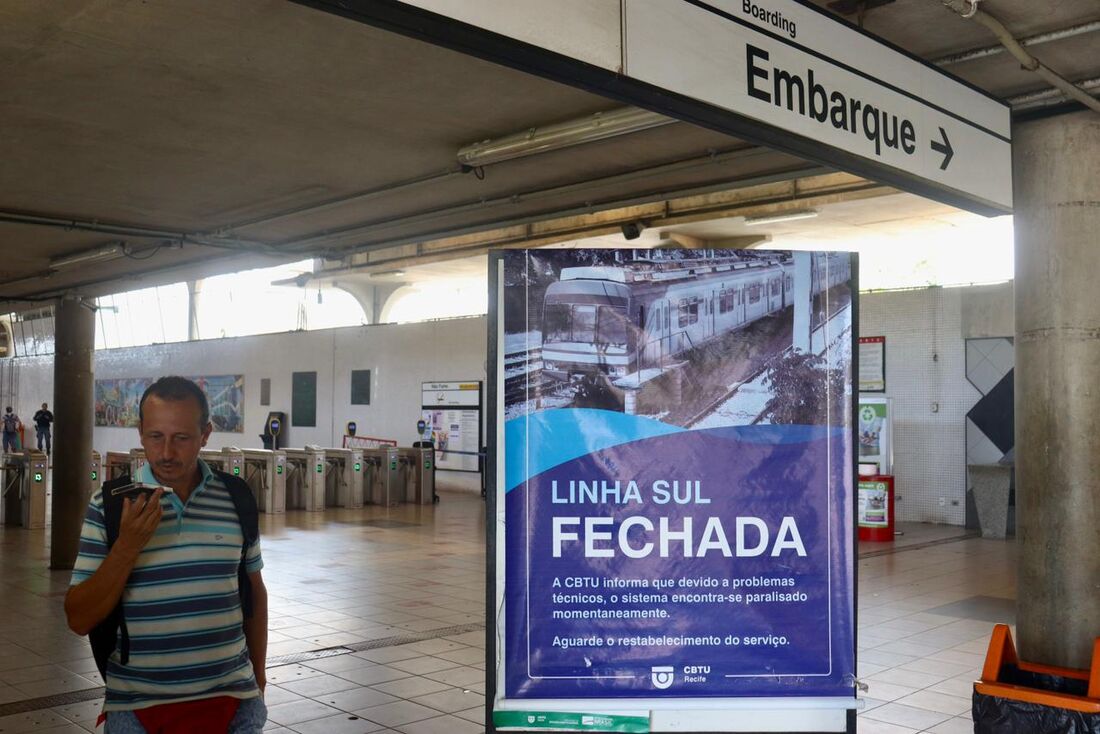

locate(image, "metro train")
(540, 252), (849, 383)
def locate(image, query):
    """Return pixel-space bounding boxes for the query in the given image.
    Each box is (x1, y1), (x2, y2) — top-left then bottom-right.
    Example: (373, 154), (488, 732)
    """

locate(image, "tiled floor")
(0, 476), (1015, 733)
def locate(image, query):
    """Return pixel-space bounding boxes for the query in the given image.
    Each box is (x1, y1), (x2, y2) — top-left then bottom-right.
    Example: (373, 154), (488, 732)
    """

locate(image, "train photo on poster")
(541, 251), (849, 383)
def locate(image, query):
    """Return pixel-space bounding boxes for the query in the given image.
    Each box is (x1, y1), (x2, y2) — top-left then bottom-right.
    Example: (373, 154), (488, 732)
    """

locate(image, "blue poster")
(501, 249), (855, 699)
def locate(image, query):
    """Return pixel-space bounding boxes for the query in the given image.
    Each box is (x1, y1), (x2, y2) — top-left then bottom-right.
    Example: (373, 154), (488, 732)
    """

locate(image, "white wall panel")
(860, 287), (979, 524)
(7, 317), (486, 459)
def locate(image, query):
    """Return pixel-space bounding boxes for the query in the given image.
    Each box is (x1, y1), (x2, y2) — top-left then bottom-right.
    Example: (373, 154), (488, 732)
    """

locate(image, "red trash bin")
(858, 474), (895, 542)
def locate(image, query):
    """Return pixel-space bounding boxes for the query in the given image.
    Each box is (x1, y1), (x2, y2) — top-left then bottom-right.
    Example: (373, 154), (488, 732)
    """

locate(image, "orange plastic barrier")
(975, 624), (1100, 714)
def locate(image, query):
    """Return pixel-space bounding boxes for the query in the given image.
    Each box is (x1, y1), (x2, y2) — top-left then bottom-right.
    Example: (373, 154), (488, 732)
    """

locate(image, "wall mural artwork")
(95, 375), (244, 432)
(94, 378), (151, 428)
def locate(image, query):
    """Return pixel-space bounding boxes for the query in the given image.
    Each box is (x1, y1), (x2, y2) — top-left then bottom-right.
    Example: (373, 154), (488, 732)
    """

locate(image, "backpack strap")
(89, 475), (134, 679)
(212, 470), (260, 619)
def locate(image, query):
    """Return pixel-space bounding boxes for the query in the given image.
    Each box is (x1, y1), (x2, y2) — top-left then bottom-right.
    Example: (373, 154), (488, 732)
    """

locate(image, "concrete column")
(1014, 110), (1100, 669)
(50, 297), (96, 569)
(187, 279), (202, 340)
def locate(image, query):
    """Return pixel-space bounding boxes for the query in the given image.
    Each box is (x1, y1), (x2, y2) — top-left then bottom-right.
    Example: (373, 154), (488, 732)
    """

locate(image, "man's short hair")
(139, 377), (210, 428)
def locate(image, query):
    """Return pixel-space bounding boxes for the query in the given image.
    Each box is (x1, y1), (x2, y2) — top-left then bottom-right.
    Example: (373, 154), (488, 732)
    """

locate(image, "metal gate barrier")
(283, 447), (326, 511)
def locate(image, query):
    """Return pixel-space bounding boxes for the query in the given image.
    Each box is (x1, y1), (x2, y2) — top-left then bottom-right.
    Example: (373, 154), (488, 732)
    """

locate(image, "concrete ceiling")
(0, 0), (1096, 307)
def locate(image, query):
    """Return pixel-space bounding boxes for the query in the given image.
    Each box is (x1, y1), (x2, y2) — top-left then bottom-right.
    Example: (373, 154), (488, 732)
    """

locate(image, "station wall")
(9, 316), (487, 459)
(860, 285), (985, 524)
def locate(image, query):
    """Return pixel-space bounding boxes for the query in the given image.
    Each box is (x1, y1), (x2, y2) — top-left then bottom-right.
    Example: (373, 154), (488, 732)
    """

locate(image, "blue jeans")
(105, 696), (266, 733)
(36, 428), (50, 454)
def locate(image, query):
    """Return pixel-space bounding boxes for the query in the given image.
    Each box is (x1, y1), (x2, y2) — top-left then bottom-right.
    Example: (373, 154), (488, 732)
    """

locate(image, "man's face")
(41, 403), (47, 409)
(139, 395), (211, 487)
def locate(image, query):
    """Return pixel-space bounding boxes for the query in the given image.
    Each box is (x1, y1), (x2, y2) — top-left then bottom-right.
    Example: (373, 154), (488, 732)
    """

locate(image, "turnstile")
(129, 448), (147, 476)
(398, 447), (436, 505)
(105, 450), (144, 481)
(90, 450), (103, 499)
(1, 450), (47, 529)
(200, 447), (244, 479)
(362, 447), (401, 506)
(284, 447), (326, 511)
(324, 448), (365, 509)
(240, 448), (286, 514)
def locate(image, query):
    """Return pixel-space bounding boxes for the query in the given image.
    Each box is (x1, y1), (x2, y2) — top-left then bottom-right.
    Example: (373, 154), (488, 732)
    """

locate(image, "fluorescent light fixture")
(743, 209), (820, 226)
(49, 243), (125, 270)
(457, 107), (675, 167)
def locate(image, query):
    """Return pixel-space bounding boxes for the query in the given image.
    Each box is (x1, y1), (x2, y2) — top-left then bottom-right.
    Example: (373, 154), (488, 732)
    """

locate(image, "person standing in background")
(2, 406), (20, 452)
(33, 402), (53, 454)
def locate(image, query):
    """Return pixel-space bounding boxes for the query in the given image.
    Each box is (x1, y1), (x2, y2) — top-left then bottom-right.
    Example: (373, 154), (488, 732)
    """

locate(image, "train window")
(785, 275), (793, 291)
(678, 297), (699, 328)
(748, 284), (762, 304)
(573, 305), (596, 343)
(770, 278), (780, 296)
(598, 306), (629, 346)
(544, 304), (571, 343)
(719, 289), (736, 314)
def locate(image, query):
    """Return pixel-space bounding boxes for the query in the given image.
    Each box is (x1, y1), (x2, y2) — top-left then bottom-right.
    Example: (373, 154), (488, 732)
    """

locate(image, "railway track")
(504, 346), (556, 404)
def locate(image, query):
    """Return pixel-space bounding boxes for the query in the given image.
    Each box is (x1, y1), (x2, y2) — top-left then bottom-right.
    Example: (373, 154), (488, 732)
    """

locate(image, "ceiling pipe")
(939, 0), (1100, 114)
(217, 167), (470, 234)
(0, 210), (279, 254)
(932, 19), (1100, 66)
(1009, 76), (1100, 111)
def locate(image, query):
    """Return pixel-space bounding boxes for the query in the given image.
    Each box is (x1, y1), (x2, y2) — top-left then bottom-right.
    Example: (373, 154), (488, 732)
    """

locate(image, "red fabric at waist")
(133, 696), (240, 733)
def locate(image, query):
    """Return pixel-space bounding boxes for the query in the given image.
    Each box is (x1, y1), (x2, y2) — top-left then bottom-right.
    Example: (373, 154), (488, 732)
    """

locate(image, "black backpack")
(89, 471), (259, 679)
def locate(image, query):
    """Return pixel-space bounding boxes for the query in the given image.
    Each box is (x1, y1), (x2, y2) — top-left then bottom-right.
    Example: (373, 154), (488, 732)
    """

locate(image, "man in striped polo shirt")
(65, 377), (268, 733)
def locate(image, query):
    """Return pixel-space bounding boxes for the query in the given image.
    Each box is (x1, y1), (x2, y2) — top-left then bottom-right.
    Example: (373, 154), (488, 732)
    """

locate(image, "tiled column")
(1014, 110), (1100, 669)
(50, 297), (96, 569)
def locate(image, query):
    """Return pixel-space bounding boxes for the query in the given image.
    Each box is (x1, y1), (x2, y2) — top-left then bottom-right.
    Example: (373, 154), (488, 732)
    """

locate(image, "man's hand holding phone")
(115, 487), (165, 558)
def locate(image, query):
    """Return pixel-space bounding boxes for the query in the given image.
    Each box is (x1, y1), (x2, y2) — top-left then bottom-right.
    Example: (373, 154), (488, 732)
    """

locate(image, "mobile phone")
(110, 482), (173, 498)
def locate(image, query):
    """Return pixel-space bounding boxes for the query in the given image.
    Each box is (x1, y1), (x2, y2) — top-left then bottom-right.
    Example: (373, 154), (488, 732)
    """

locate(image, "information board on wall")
(422, 381), (482, 472)
(492, 250), (858, 732)
(858, 336), (886, 392)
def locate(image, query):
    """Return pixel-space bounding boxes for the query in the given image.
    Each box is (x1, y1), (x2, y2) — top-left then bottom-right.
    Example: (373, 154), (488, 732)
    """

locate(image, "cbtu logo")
(651, 666), (674, 689)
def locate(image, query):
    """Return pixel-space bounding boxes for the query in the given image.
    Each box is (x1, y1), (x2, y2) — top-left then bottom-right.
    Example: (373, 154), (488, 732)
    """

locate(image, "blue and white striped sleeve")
(69, 491), (108, 586)
(244, 537), (263, 575)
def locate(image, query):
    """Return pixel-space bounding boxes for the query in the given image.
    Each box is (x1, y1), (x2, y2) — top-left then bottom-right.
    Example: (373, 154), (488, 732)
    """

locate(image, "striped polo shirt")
(71, 459), (263, 711)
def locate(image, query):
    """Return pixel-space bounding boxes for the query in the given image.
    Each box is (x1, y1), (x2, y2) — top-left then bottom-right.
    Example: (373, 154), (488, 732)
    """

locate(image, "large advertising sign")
(494, 249), (856, 727)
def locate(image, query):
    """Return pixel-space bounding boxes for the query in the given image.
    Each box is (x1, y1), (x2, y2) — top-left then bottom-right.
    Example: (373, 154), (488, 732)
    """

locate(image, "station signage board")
(422, 381), (483, 472)
(622, 0), (1011, 212)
